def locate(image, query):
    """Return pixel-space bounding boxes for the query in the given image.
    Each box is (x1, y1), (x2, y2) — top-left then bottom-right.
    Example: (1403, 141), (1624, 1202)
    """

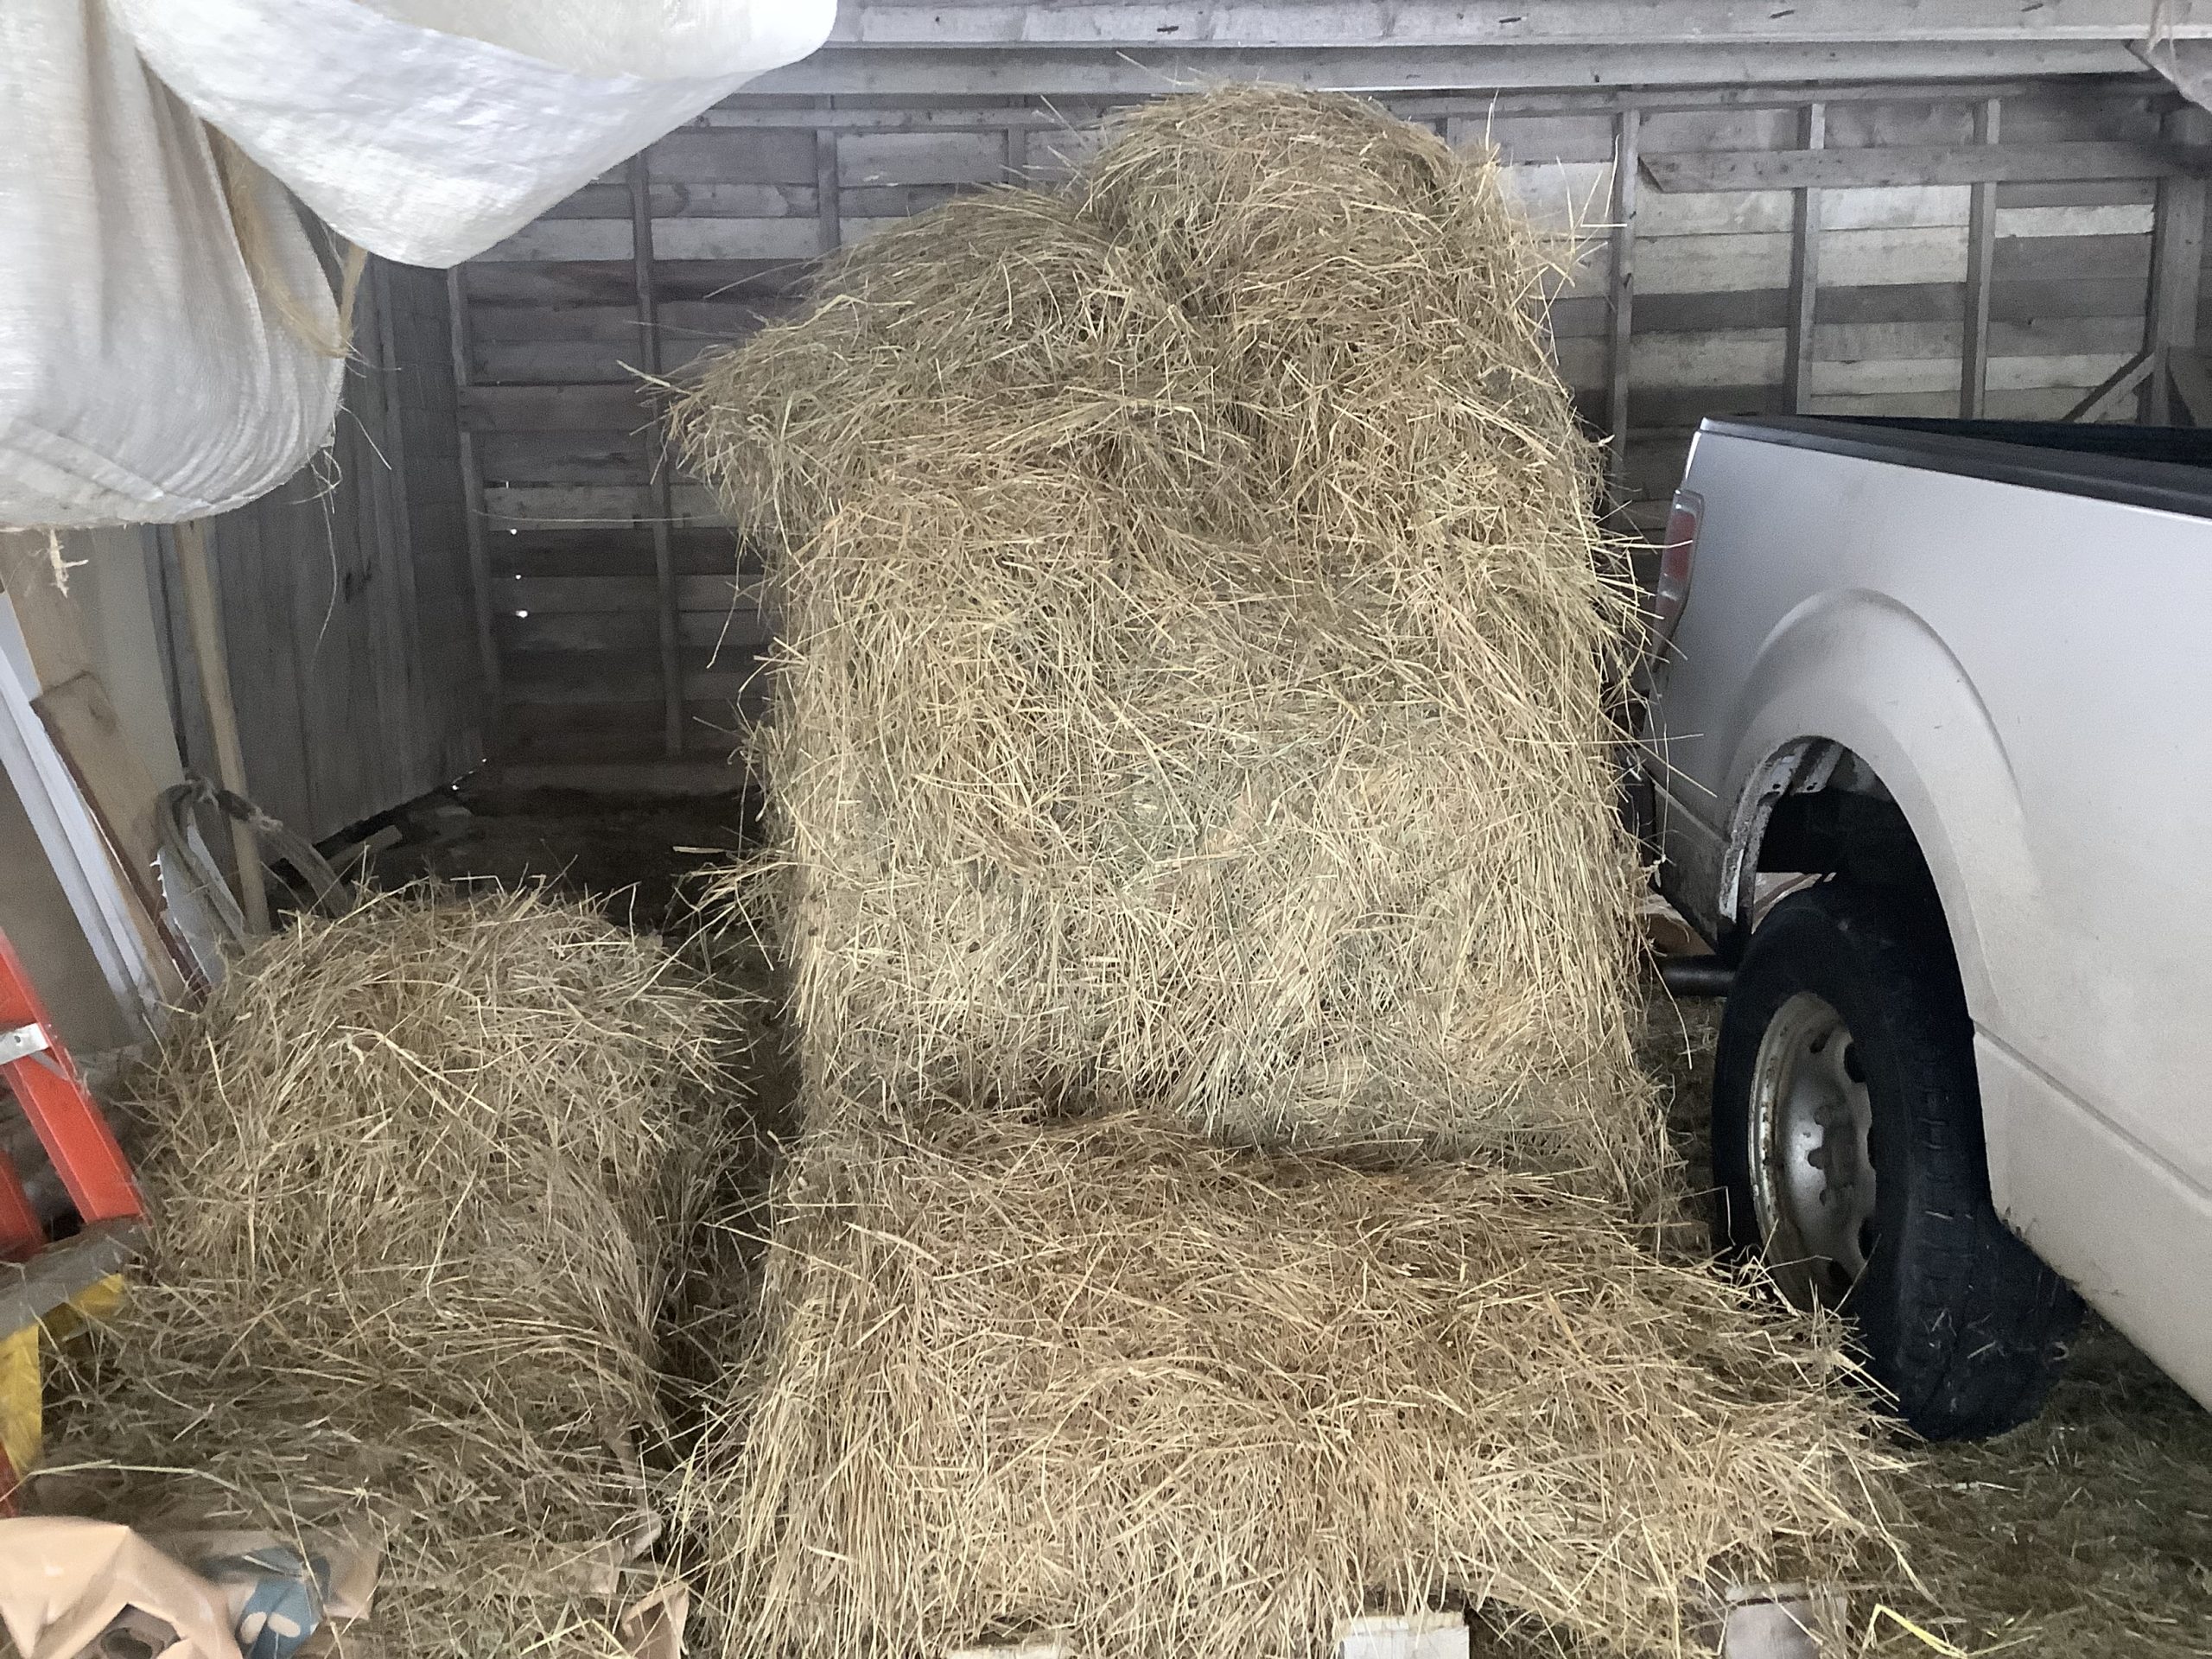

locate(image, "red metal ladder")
(0, 926), (144, 1510)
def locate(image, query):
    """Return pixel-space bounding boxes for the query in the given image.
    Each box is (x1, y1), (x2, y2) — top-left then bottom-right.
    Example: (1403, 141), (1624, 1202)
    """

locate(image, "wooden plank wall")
(155, 260), (486, 841)
(454, 77), (2190, 793)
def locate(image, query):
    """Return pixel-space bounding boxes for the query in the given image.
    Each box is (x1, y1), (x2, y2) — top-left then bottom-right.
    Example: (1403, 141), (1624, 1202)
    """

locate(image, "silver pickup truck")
(1638, 415), (2212, 1440)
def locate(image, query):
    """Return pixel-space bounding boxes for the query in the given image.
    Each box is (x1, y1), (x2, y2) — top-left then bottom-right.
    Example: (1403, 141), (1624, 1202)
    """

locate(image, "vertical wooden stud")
(1960, 99), (2001, 419)
(1605, 107), (1638, 512)
(443, 267), (501, 729)
(816, 121), (842, 254)
(1007, 121), (1029, 181)
(173, 520), (270, 938)
(2148, 103), (2209, 425)
(629, 150), (684, 759)
(1782, 102), (1825, 416)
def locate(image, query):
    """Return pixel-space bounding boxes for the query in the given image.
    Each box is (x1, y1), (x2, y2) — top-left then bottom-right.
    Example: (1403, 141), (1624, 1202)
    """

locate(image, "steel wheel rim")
(1746, 991), (1878, 1308)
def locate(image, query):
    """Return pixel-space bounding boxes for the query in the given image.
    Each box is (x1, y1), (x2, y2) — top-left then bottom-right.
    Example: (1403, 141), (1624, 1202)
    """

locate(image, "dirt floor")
(370, 791), (2212, 1657)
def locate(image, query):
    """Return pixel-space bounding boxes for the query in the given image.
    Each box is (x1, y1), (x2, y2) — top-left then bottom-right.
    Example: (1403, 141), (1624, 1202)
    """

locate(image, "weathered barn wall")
(452, 73), (2202, 794)
(156, 260), (486, 842)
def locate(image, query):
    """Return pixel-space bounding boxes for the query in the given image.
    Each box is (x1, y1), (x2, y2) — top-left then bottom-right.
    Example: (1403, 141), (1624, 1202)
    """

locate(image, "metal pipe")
(1659, 955), (1735, 998)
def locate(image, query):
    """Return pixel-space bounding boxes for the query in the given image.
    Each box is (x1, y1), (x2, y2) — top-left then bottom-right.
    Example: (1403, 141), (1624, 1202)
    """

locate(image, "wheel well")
(1739, 746), (1945, 946)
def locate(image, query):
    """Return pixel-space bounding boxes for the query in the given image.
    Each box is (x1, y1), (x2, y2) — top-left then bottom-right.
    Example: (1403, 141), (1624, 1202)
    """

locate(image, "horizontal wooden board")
(1814, 283), (1961, 326)
(842, 183), (966, 216)
(1637, 232), (1789, 295)
(490, 528), (747, 579)
(1640, 186), (1790, 237)
(1809, 351), (2129, 396)
(496, 608), (770, 653)
(1994, 177), (2156, 208)
(1996, 93), (2162, 145)
(1993, 202), (2156, 237)
(483, 483), (723, 525)
(1638, 289), (1789, 332)
(1993, 232), (2150, 280)
(1478, 111), (1616, 164)
(839, 129), (1012, 185)
(651, 181), (819, 218)
(477, 430), (658, 484)
(474, 341), (648, 385)
(1821, 99), (1976, 150)
(1498, 161), (1614, 232)
(502, 650), (766, 705)
(650, 129), (818, 187)
(464, 260), (809, 308)
(1808, 314), (2140, 362)
(1637, 107), (1796, 155)
(1822, 225), (1969, 287)
(1817, 185), (1969, 231)
(1991, 276), (2148, 321)
(478, 219), (634, 263)
(460, 384), (660, 431)
(1553, 335), (1605, 388)
(1630, 329), (1785, 388)
(1643, 140), (2180, 194)
(653, 218), (827, 261)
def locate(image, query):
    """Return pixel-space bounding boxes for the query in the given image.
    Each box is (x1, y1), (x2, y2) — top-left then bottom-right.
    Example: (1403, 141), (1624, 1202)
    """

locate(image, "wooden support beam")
(2063, 349), (2158, 422)
(2170, 349), (2212, 423)
(1782, 103), (1823, 417)
(172, 521), (269, 938)
(629, 151), (685, 760)
(1605, 107), (1638, 512)
(821, 0), (2212, 49)
(1644, 140), (2197, 194)
(750, 41), (2144, 98)
(1961, 98), (2001, 419)
(709, 75), (2150, 127)
(2147, 105), (2210, 424)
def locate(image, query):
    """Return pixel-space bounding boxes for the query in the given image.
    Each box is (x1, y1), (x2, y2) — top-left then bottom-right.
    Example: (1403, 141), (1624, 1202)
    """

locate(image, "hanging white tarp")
(0, 1), (345, 528)
(109, 0), (839, 268)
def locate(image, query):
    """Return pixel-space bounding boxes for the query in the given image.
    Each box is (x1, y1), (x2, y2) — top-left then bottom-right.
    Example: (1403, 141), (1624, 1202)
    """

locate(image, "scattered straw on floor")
(687, 1096), (1899, 1659)
(677, 86), (1655, 1198)
(35, 889), (740, 1659)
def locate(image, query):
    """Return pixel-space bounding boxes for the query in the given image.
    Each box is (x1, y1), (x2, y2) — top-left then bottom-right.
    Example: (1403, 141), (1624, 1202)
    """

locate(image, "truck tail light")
(1651, 489), (1702, 657)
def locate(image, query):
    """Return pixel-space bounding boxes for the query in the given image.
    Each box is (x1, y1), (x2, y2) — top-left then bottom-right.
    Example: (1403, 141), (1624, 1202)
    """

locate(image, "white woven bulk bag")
(0, 0), (344, 528)
(110, 0), (838, 268)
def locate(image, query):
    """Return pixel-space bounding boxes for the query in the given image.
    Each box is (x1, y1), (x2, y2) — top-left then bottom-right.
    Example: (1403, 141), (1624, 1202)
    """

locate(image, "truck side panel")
(1650, 431), (2212, 1404)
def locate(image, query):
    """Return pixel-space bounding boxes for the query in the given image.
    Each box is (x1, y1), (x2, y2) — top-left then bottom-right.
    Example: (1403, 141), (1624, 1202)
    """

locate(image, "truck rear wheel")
(1713, 881), (2081, 1440)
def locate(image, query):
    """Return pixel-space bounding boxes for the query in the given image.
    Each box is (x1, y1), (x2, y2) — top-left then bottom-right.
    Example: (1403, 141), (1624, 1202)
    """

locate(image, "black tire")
(1713, 880), (2082, 1440)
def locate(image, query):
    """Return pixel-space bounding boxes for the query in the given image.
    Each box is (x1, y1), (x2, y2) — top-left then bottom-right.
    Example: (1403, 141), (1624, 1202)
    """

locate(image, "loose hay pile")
(678, 86), (1654, 1194)
(693, 1100), (1897, 1659)
(39, 890), (737, 1658)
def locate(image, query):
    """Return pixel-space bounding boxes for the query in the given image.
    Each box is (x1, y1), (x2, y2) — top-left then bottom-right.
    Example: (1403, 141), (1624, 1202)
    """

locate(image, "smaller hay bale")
(687, 1096), (1902, 1659)
(39, 889), (742, 1659)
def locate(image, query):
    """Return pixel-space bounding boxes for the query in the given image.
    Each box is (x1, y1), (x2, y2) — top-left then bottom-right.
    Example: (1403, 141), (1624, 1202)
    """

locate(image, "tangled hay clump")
(36, 889), (741, 1658)
(692, 1096), (1900, 1659)
(678, 86), (1654, 1195)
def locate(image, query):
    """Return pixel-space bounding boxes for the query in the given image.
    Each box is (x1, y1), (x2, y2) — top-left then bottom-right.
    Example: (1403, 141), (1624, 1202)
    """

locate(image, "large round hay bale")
(688, 1095), (1897, 1659)
(677, 87), (1653, 1193)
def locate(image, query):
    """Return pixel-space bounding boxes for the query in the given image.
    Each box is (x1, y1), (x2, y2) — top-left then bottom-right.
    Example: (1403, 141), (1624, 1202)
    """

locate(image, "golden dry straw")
(688, 1096), (1899, 1659)
(677, 87), (1655, 1197)
(36, 889), (740, 1659)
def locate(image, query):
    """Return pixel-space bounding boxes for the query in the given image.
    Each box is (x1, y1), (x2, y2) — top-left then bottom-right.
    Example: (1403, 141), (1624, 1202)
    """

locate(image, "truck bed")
(1705, 416), (2212, 521)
